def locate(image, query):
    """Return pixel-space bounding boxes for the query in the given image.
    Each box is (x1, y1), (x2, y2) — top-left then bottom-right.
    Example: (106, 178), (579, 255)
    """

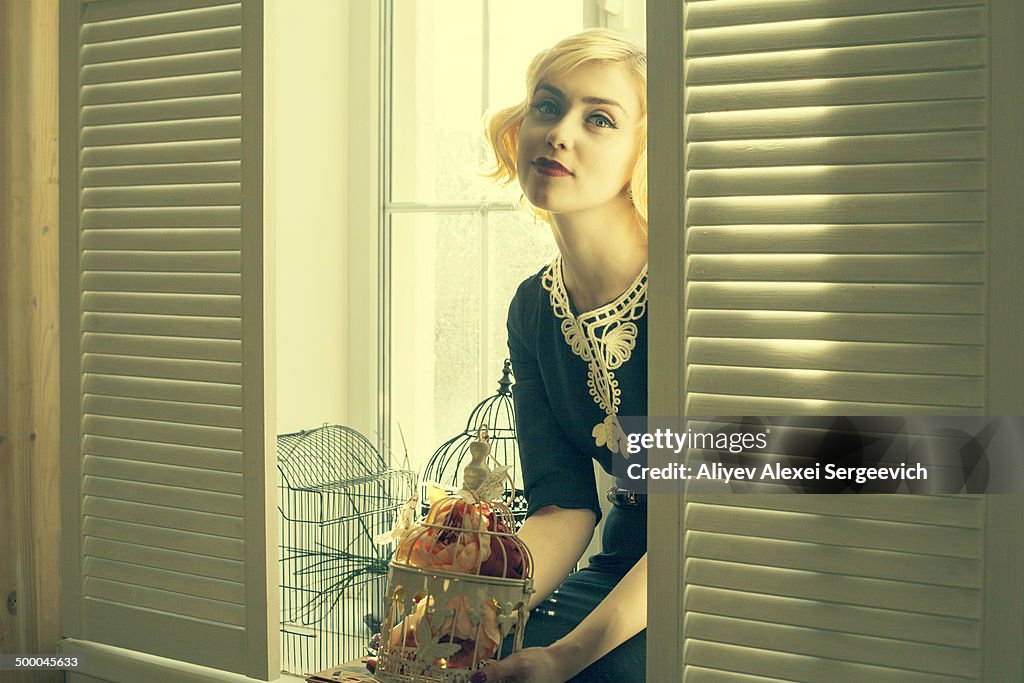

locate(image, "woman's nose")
(545, 120), (574, 150)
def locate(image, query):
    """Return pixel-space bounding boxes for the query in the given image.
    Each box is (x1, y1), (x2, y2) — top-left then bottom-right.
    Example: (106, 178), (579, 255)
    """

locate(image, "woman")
(476, 29), (649, 683)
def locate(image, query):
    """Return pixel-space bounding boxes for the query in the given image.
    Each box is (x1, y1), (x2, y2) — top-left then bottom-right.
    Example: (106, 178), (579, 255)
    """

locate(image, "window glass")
(387, 1), (591, 470)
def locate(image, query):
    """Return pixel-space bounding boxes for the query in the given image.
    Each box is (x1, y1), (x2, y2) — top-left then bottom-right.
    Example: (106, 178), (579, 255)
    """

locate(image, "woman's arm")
(476, 553), (647, 683)
(548, 552), (646, 677)
(515, 505), (597, 609)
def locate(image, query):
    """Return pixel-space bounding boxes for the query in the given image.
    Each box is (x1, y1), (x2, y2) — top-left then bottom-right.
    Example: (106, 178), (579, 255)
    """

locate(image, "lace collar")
(541, 257), (647, 454)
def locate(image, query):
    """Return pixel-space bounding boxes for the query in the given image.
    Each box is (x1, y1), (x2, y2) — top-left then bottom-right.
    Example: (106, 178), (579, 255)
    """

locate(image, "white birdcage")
(375, 426), (534, 682)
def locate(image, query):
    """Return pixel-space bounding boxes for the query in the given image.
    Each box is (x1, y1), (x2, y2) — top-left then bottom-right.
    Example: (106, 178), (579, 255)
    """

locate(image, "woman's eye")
(532, 101), (559, 116)
(589, 114), (616, 129)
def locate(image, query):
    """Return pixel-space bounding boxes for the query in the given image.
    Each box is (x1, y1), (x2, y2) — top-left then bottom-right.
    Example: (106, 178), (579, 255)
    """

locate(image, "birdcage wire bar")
(277, 425), (416, 675)
(421, 361), (528, 525)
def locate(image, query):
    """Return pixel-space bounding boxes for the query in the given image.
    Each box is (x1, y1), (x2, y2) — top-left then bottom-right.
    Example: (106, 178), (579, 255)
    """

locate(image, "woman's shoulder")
(508, 260), (554, 325)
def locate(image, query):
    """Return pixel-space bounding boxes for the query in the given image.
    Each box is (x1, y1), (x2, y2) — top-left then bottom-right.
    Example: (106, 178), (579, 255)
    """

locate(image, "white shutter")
(646, 0), (1024, 680)
(59, 1), (276, 679)
(683, 0), (987, 417)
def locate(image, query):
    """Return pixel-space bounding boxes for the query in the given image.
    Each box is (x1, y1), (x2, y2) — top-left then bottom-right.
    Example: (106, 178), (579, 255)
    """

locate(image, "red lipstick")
(533, 157), (572, 177)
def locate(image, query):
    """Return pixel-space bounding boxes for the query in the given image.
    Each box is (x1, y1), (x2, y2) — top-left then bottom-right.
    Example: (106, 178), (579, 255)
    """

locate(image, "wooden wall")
(0, 1), (62, 682)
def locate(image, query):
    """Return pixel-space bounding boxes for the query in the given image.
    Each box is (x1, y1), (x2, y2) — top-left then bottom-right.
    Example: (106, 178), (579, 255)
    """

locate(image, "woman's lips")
(533, 158), (572, 177)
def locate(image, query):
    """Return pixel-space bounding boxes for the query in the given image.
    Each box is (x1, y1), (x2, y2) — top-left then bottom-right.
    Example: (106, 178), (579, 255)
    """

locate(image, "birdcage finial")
(497, 359), (513, 396)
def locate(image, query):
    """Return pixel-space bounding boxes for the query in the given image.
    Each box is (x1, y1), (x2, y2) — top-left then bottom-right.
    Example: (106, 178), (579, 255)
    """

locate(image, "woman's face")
(516, 61), (643, 220)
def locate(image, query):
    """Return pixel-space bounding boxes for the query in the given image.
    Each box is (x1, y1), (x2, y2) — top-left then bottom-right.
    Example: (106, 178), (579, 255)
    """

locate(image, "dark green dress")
(506, 258), (647, 682)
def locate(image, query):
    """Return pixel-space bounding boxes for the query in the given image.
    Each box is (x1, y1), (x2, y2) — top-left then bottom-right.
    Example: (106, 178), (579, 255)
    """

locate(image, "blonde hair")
(484, 29), (647, 233)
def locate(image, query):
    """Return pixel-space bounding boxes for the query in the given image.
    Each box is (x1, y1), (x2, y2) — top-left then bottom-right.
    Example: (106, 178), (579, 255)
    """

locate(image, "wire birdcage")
(376, 428), (534, 682)
(421, 360), (527, 526)
(277, 424), (416, 675)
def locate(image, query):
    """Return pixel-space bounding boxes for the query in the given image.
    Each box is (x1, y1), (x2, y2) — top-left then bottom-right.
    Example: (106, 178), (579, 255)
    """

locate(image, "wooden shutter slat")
(82, 50), (241, 87)
(687, 224), (984, 253)
(686, 38), (987, 85)
(685, 311), (984, 345)
(81, 27), (241, 65)
(80, 183), (240, 209)
(82, 250), (240, 271)
(84, 476), (242, 516)
(81, 118), (239, 148)
(84, 536), (243, 583)
(684, 495), (983, 527)
(687, 69), (984, 113)
(84, 557), (244, 605)
(688, 132), (986, 169)
(687, 338), (983, 375)
(685, 613), (979, 676)
(686, 8), (986, 57)
(687, 254), (984, 283)
(83, 332), (240, 362)
(85, 496), (241, 539)
(687, 365), (983, 406)
(82, 227), (240, 249)
(82, 206), (240, 228)
(82, 292), (240, 316)
(685, 585), (980, 648)
(82, 139), (241, 167)
(84, 454), (242, 494)
(685, 0), (985, 30)
(685, 559), (980, 618)
(82, 72), (241, 106)
(83, 272), (241, 296)
(685, 503), (982, 557)
(82, 161), (241, 186)
(686, 531), (982, 587)
(82, 0), (237, 23)
(83, 394), (242, 427)
(83, 434), (240, 472)
(83, 414), (242, 450)
(685, 392), (980, 415)
(82, 94), (241, 127)
(83, 352), (239, 385)
(81, 119), (241, 148)
(684, 641), (971, 683)
(84, 577), (245, 626)
(687, 162), (985, 196)
(81, 4), (240, 43)
(84, 497), (243, 540)
(84, 517), (244, 561)
(688, 100), (984, 141)
(84, 373), (240, 405)
(687, 192), (985, 224)
(686, 282), (984, 314)
(82, 312), (241, 338)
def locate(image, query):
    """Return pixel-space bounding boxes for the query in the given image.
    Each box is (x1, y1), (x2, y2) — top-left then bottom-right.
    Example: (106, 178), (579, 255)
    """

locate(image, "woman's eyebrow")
(535, 84), (628, 117)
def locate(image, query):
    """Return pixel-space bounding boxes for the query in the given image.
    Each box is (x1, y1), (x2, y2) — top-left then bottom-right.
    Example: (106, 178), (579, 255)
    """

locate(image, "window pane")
(390, 212), (483, 470)
(390, 210), (557, 472)
(487, 1), (586, 113)
(391, 0), (488, 203)
(390, 1), (585, 204)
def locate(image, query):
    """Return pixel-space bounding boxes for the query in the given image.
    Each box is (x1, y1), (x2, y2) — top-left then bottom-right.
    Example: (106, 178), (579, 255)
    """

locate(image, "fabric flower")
(396, 499), (494, 574)
(593, 414), (624, 453)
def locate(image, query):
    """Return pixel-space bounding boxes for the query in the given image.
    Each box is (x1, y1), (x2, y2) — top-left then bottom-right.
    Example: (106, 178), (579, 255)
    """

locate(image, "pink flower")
(389, 595), (502, 669)
(397, 499), (495, 574)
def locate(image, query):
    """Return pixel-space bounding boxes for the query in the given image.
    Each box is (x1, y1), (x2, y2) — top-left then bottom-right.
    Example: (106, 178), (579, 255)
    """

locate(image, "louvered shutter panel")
(59, 0), (276, 679)
(645, 0), (1020, 680)
(683, 0), (987, 416)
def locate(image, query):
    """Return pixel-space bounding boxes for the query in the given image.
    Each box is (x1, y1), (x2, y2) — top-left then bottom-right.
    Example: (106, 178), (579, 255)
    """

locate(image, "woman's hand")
(469, 646), (570, 683)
